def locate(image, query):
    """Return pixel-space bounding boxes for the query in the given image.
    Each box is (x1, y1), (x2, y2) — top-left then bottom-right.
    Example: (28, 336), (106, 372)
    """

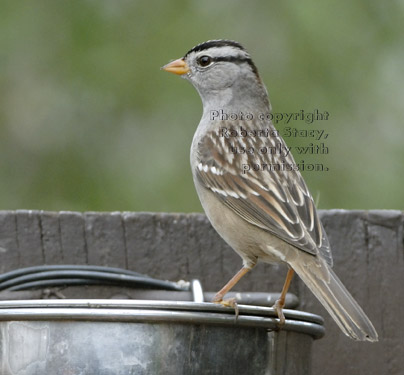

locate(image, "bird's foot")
(213, 295), (239, 319)
(272, 298), (286, 327)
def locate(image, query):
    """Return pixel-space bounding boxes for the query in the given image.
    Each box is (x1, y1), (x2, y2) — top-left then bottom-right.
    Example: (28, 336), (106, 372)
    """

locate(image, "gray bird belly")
(194, 181), (286, 266)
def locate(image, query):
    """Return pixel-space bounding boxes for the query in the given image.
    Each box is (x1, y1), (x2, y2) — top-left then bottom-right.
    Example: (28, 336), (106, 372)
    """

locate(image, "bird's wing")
(195, 123), (332, 265)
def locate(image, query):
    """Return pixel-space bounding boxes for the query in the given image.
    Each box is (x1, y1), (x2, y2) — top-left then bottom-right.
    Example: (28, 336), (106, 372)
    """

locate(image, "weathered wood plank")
(0, 211), (19, 272)
(40, 211), (63, 264)
(84, 212), (127, 268)
(15, 210), (44, 267)
(59, 211), (87, 264)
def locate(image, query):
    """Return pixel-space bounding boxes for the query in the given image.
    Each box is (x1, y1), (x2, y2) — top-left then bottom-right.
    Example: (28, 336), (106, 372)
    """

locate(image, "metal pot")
(0, 300), (324, 375)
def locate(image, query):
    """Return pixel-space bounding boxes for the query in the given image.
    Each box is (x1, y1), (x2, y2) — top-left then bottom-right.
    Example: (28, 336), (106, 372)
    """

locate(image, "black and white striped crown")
(184, 39), (259, 77)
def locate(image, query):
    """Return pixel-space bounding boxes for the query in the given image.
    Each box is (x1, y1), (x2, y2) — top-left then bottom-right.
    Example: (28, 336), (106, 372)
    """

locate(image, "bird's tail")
(289, 257), (378, 342)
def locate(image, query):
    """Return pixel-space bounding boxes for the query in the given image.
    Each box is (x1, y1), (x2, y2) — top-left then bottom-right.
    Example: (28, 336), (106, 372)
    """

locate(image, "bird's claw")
(213, 296), (239, 319)
(272, 298), (286, 327)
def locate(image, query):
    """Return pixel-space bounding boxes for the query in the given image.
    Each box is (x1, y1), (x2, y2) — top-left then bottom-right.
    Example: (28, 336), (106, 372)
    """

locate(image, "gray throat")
(198, 80), (271, 123)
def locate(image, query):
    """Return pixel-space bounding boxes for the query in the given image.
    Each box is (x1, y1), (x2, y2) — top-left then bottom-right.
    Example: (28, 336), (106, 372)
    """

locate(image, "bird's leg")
(213, 266), (252, 316)
(273, 267), (295, 326)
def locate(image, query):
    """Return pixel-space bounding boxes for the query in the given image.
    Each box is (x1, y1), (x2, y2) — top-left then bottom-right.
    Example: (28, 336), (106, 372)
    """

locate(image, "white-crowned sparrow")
(162, 40), (378, 341)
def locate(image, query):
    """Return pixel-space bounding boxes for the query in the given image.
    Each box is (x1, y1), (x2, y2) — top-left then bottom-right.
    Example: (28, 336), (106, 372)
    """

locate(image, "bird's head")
(162, 40), (269, 111)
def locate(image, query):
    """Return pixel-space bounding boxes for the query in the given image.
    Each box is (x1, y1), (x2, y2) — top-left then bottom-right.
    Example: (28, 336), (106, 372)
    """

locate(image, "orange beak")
(161, 58), (190, 75)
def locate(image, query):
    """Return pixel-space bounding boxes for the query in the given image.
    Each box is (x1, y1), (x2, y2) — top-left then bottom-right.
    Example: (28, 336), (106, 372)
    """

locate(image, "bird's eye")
(197, 55), (212, 67)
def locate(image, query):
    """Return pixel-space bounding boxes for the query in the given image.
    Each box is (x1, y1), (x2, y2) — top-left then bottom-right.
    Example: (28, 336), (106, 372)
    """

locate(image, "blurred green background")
(1, 0), (403, 213)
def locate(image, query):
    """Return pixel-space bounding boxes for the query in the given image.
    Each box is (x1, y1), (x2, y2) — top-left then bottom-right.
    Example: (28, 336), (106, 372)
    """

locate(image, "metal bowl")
(0, 300), (324, 375)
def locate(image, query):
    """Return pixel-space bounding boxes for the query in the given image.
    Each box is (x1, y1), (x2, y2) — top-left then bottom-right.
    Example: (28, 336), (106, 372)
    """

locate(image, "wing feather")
(195, 123), (333, 265)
